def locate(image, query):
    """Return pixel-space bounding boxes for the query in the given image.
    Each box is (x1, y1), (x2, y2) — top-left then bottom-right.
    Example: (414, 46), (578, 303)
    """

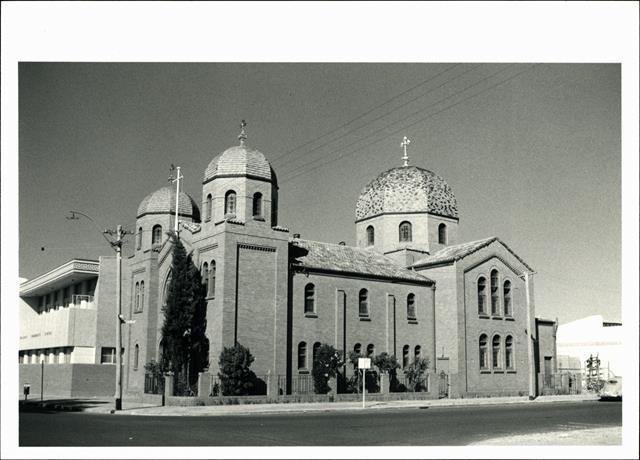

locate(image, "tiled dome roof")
(203, 145), (276, 184)
(137, 186), (200, 220)
(355, 166), (458, 221)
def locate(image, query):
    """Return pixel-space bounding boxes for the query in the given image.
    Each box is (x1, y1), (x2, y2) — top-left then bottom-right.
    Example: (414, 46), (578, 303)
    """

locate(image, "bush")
(218, 343), (257, 396)
(311, 344), (344, 394)
(404, 357), (430, 392)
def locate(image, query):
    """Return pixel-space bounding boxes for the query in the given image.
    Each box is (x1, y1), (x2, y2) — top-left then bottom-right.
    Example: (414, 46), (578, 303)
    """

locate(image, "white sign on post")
(358, 358), (371, 408)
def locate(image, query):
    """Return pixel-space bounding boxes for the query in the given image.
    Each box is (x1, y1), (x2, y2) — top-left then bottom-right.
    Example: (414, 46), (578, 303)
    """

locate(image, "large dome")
(355, 166), (458, 221)
(137, 185), (200, 220)
(203, 145), (276, 185)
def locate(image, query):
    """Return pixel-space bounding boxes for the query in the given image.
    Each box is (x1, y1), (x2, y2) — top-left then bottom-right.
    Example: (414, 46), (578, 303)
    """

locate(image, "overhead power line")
(279, 64), (540, 186)
(270, 63), (463, 166)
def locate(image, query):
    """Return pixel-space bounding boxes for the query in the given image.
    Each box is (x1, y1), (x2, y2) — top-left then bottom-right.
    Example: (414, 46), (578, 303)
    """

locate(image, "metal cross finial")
(401, 136), (411, 167)
(238, 119), (248, 145)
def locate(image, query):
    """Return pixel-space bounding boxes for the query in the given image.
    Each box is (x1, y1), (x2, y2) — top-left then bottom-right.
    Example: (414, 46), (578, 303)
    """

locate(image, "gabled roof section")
(291, 239), (433, 284)
(411, 236), (534, 272)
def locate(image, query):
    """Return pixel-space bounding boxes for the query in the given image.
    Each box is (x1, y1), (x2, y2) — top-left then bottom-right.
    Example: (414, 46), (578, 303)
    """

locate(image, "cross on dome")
(238, 120), (248, 146)
(400, 136), (411, 167)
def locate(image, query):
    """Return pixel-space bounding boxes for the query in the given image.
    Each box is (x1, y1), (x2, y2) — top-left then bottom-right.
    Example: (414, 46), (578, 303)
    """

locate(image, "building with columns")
(20, 123), (556, 399)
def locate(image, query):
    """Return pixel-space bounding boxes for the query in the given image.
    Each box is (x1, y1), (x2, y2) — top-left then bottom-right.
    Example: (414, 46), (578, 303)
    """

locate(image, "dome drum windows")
(152, 225), (163, 246)
(252, 192), (263, 219)
(224, 190), (237, 217)
(438, 223), (447, 245)
(366, 225), (375, 246)
(399, 221), (412, 243)
(205, 194), (213, 222)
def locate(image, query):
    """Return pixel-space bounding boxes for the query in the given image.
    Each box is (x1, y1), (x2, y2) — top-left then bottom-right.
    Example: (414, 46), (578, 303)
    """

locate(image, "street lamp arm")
(68, 210), (119, 249)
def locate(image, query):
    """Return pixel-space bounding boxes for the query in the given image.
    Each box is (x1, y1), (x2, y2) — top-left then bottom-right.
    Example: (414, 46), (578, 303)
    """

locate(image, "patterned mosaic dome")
(203, 145), (277, 185)
(137, 185), (200, 220)
(355, 166), (458, 221)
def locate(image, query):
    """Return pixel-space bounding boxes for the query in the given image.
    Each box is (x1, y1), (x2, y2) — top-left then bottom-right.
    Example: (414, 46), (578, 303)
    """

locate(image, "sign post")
(358, 358), (371, 409)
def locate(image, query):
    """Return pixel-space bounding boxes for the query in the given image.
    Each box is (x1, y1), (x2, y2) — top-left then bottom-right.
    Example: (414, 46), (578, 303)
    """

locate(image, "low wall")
(19, 364), (115, 398)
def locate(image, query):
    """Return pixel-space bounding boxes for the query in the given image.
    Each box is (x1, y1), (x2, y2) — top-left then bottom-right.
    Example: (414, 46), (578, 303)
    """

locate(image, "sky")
(17, 62), (621, 325)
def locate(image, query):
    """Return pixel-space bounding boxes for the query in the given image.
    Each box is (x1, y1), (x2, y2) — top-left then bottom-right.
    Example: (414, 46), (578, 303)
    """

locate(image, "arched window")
(503, 280), (512, 317)
(477, 277), (487, 314)
(137, 227), (142, 250)
(353, 343), (362, 355)
(491, 270), (500, 315)
(402, 345), (410, 368)
(297, 342), (307, 370)
(438, 223), (447, 245)
(225, 190), (237, 216)
(134, 282), (140, 312)
(407, 293), (416, 320)
(366, 344), (375, 357)
(505, 335), (514, 370)
(358, 289), (369, 317)
(205, 194), (212, 221)
(202, 262), (209, 296)
(366, 225), (375, 246)
(304, 283), (315, 314)
(139, 281), (145, 313)
(312, 342), (321, 367)
(152, 225), (163, 245)
(210, 260), (216, 298)
(399, 221), (412, 242)
(492, 335), (502, 369)
(414, 345), (421, 360)
(252, 192), (263, 218)
(133, 344), (139, 371)
(479, 334), (488, 369)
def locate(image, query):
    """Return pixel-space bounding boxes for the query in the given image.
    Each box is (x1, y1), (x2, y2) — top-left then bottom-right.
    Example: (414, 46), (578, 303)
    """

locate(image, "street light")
(68, 210), (131, 411)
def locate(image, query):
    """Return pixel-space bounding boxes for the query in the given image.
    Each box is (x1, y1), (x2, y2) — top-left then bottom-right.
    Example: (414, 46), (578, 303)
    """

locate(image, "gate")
(438, 371), (449, 398)
(144, 373), (164, 395)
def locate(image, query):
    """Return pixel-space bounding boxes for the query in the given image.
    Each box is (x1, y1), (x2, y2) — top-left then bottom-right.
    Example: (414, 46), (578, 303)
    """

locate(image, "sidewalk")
(72, 393), (600, 417)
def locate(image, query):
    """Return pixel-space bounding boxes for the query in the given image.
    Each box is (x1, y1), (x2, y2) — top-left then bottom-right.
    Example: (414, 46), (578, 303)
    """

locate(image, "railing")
(72, 294), (95, 309)
(144, 373), (164, 395)
(390, 373), (429, 393)
(209, 373), (269, 396)
(276, 374), (315, 395)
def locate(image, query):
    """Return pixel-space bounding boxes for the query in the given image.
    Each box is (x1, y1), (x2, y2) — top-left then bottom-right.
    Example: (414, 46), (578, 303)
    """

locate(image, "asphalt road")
(19, 400), (621, 446)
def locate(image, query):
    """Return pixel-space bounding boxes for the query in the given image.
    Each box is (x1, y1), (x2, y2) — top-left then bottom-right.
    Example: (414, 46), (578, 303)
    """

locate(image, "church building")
(20, 122), (556, 400)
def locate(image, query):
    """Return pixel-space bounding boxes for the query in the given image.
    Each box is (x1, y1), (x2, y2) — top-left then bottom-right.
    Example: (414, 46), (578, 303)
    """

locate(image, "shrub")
(404, 357), (430, 392)
(311, 344), (344, 394)
(218, 343), (257, 396)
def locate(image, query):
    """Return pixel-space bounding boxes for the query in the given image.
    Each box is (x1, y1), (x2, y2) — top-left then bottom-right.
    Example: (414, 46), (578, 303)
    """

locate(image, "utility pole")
(169, 165), (183, 234)
(69, 210), (131, 411)
(521, 270), (536, 400)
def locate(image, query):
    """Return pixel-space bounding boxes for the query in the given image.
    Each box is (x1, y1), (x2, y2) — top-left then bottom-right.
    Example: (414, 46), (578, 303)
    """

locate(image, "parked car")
(599, 377), (622, 400)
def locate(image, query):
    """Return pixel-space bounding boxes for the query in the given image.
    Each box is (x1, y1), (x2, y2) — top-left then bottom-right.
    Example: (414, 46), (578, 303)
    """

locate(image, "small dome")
(356, 166), (458, 221)
(137, 185), (200, 221)
(203, 145), (276, 184)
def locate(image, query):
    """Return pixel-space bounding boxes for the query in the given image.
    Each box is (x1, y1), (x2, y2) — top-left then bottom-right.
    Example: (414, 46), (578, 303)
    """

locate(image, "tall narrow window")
(492, 335), (502, 369)
(438, 223), (447, 244)
(366, 344), (375, 357)
(225, 190), (236, 216)
(252, 192), (263, 218)
(313, 342), (321, 367)
(366, 225), (375, 246)
(477, 277), (487, 314)
(202, 262), (209, 296)
(399, 221), (412, 242)
(152, 225), (162, 245)
(414, 345), (421, 360)
(304, 283), (315, 314)
(210, 261), (216, 298)
(358, 289), (369, 317)
(402, 345), (410, 368)
(134, 282), (140, 312)
(479, 334), (488, 369)
(503, 280), (512, 317)
(205, 194), (212, 221)
(407, 293), (416, 319)
(491, 269), (500, 315)
(139, 281), (145, 312)
(163, 271), (172, 306)
(353, 343), (362, 355)
(297, 342), (307, 370)
(505, 335), (514, 370)
(133, 344), (139, 371)
(137, 227), (142, 250)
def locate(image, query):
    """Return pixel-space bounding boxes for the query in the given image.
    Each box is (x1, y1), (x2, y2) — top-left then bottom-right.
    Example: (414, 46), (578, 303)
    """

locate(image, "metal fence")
(390, 373), (429, 393)
(144, 373), (164, 395)
(209, 373), (269, 396)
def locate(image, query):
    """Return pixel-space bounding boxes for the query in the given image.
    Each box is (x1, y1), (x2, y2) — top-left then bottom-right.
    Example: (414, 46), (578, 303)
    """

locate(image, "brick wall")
(19, 364), (115, 398)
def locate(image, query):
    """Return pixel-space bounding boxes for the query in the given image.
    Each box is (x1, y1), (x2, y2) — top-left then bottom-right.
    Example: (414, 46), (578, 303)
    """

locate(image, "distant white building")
(556, 315), (622, 378)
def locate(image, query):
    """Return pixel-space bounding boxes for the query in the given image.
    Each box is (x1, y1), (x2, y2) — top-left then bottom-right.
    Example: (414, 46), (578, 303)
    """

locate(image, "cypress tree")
(161, 232), (209, 393)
